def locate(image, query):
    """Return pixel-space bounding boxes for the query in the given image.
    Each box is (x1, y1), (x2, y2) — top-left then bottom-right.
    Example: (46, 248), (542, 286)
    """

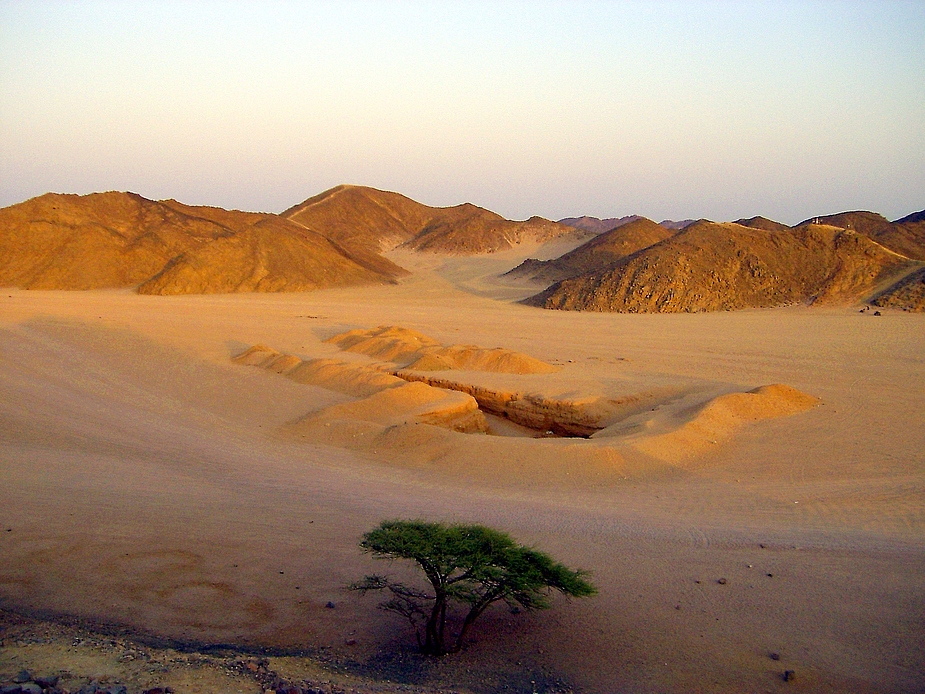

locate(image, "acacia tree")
(350, 520), (596, 656)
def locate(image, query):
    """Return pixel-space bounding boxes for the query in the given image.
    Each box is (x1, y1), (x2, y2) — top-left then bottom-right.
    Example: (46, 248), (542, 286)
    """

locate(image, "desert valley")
(1, 186), (924, 693)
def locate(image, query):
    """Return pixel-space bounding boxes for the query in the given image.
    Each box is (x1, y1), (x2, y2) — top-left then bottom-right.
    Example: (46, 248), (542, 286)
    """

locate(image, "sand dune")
(235, 333), (821, 477)
(291, 380), (488, 435)
(626, 384), (821, 463)
(234, 344), (405, 397)
(325, 324), (559, 374)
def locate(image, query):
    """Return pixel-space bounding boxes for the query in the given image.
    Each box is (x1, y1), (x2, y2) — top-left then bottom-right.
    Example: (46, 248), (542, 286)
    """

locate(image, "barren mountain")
(0, 192), (399, 293)
(895, 209), (925, 224)
(138, 216), (395, 295)
(525, 221), (914, 313)
(658, 219), (698, 230)
(797, 210), (925, 261)
(0, 192), (232, 290)
(798, 211), (893, 237)
(282, 184), (584, 256)
(505, 217), (676, 286)
(557, 215), (644, 234)
(733, 216), (790, 232)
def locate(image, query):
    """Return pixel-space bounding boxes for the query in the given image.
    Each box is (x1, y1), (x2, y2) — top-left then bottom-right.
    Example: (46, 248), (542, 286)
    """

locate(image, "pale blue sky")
(1, 1), (923, 224)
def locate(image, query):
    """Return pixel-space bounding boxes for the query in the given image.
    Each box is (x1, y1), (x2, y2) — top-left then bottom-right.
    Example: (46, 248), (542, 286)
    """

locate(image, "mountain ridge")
(1, 188), (922, 308)
(284, 184), (586, 256)
(524, 220), (920, 313)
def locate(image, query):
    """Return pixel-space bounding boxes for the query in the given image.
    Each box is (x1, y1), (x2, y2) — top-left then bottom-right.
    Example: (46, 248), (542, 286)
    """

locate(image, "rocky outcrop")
(391, 371), (608, 437)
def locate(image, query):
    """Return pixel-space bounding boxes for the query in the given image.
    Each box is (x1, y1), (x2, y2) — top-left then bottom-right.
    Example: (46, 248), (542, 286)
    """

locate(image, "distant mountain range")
(522, 211), (925, 312)
(0, 185), (583, 295)
(0, 186), (922, 311)
(557, 215), (696, 233)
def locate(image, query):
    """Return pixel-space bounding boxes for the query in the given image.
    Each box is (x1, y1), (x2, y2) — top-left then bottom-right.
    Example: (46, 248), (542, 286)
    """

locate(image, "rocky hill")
(138, 215), (397, 295)
(0, 192), (228, 290)
(895, 209), (925, 224)
(0, 191), (399, 293)
(871, 266), (925, 311)
(658, 219), (698, 230)
(283, 184), (584, 256)
(0, 186), (586, 294)
(524, 221), (915, 313)
(504, 217), (676, 285)
(557, 215), (644, 234)
(797, 210), (925, 261)
(733, 216), (790, 232)
(3, 188), (921, 306)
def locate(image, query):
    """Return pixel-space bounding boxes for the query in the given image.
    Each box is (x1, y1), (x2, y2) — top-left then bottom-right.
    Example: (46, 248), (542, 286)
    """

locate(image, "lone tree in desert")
(351, 520), (596, 656)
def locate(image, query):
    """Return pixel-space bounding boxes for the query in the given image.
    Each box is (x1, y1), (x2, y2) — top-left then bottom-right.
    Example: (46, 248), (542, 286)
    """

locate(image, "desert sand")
(1, 246), (924, 693)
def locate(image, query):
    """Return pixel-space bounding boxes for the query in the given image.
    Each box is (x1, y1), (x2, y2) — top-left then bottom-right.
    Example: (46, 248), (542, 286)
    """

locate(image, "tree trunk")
(424, 593), (447, 655)
(451, 602), (490, 653)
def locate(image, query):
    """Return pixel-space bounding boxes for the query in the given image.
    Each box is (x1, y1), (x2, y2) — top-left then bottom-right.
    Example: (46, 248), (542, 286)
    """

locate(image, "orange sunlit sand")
(2, 244), (923, 691)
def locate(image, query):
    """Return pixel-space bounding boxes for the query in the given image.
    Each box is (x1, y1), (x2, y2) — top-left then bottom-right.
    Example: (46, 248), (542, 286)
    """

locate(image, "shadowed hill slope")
(504, 217), (676, 286)
(282, 184), (584, 256)
(0, 192), (400, 293)
(895, 209), (925, 224)
(525, 221), (914, 313)
(871, 266), (925, 311)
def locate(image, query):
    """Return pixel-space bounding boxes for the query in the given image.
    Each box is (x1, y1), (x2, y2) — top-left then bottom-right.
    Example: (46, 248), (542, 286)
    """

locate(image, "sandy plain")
(1, 245), (924, 693)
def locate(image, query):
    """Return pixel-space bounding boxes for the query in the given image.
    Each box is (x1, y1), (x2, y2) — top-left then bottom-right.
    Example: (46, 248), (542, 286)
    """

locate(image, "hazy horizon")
(1, 1), (923, 225)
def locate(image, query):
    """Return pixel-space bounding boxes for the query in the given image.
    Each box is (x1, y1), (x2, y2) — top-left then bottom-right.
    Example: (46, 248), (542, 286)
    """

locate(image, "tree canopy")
(351, 520), (596, 655)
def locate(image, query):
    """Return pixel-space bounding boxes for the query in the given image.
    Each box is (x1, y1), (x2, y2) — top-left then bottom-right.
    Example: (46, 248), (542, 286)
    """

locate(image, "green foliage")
(351, 520), (596, 655)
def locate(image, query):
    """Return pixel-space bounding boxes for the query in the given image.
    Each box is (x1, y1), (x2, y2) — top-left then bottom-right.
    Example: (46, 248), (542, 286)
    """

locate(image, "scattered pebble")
(770, 652), (781, 661)
(717, 578), (727, 585)
(783, 669), (796, 682)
